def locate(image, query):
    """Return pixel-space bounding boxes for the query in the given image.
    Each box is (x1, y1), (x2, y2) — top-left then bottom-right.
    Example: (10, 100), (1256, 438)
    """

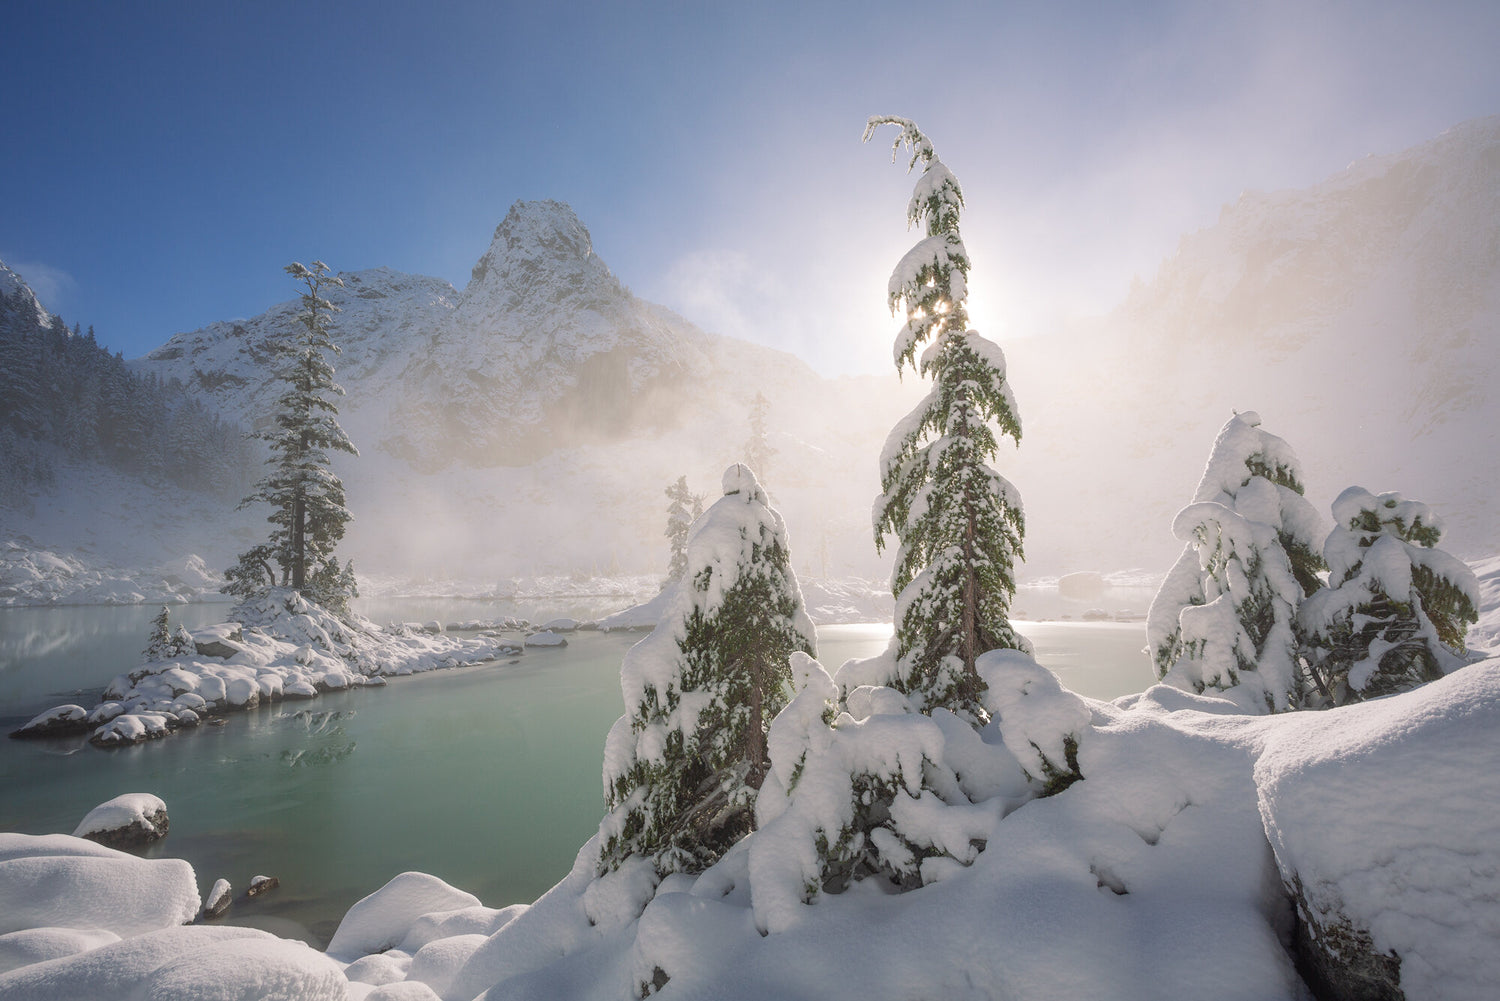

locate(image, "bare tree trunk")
(745, 652), (767, 794)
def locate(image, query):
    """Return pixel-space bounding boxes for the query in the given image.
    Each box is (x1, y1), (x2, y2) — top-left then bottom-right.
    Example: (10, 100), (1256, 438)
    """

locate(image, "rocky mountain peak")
(0, 260), (54, 330)
(462, 200), (624, 322)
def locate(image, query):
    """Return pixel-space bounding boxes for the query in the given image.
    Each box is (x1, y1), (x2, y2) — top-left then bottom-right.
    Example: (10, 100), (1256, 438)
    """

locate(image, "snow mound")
(1256, 660), (1500, 1001)
(326, 871), (482, 962)
(72, 793), (169, 845)
(0, 834), (199, 938)
(0, 925), (345, 1001)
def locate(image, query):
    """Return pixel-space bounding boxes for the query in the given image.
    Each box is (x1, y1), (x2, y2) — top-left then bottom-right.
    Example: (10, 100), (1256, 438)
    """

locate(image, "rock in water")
(247, 875), (280, 898)
(73, 794), (170, 849)
(204, 878), (232, 919)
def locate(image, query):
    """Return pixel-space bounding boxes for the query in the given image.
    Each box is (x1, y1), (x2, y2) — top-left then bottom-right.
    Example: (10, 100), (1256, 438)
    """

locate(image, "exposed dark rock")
(76, 796), (171, 849)
(1289, 876), (1403, 1001)
(203, 878), (233, 919)
(247, 875), (281, 898)
(10, 704), (92, 739)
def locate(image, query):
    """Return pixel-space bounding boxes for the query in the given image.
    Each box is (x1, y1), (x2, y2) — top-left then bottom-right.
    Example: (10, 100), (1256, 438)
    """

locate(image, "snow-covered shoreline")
(3, 656), (1496, 1000)
(9, 589), (523, 749)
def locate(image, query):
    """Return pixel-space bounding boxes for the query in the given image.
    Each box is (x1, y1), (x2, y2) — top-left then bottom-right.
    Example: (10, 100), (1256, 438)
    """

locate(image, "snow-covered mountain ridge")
(1007, 113), (1500, 572)
(129, 201), (897, 579)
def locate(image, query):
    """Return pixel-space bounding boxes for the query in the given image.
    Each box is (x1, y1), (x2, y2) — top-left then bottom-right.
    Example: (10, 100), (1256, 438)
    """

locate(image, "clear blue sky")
(4, 0), (1498, 375)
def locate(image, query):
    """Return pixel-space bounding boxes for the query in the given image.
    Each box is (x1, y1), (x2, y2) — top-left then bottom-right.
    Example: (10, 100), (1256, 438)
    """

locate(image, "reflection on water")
(0, 608), (1150, 946)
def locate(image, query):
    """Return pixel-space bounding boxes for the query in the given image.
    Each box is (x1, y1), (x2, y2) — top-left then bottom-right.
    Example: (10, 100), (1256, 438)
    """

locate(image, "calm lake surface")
(0, 599), (1152, 946)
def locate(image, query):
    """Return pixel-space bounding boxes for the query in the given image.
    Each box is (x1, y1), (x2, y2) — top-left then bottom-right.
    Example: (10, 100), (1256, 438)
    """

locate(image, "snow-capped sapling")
(1147, 412), (1325, 713)
(596, 464), (816, 888)
(1299, 487), (1478, 704)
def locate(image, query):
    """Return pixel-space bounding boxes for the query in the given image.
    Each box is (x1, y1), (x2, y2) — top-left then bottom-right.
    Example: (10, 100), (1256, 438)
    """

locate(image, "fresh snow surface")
(2, 662), (1496, 998)
(71, 793), (167, 839)
(0, 543), (227, 607)
(0, 834), (199, 939)
(322, 659), (1495, 1001)
(1256, 663), (1500, 1001)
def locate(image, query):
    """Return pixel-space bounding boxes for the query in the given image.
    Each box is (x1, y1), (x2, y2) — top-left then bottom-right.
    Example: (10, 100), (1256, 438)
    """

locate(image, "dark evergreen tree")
(226, 262), (358, 611)
(864, 116), (1027, 719)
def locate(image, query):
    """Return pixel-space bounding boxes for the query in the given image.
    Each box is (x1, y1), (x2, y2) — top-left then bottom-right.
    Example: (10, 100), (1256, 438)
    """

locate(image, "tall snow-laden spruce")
(1147, 412), (1325, 712)
(865, 116), (1027, 719)
(595, 465), (815, 897)
(225, 262), (358, 612)
(1298, 487), (1478, 705)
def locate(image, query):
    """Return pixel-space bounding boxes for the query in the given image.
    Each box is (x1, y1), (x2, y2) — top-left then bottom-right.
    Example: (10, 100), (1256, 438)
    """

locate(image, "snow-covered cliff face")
(0, 261), (54, 330)
(132, 200), (895, 581)
(1007, 115), (1500, 573)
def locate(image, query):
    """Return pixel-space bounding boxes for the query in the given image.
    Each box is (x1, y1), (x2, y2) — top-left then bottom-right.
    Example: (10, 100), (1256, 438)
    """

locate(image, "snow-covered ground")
(2, 575), (1495, 999)
(0, 543), (229, 607)
(2, 656), (1494, 1000)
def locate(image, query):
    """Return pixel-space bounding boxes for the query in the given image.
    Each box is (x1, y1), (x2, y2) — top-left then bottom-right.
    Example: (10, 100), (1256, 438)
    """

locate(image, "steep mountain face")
(16, 117), (1500, 589)
(133, 201), (897, 581)
(0, 261), (53, 331)
(1007, 114), (1500, 572)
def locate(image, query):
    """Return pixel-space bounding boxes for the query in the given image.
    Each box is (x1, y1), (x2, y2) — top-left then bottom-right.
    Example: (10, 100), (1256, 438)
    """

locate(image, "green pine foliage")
(865, 116), (1027, 719)
(1299, 487), (1479, 705)
(226, 262), (358, 614)
(598, 465), (816, 881)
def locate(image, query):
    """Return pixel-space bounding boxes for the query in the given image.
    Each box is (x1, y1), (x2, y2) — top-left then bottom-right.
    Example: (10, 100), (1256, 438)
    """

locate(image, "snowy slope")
(0, 261), (53, 330)
(128, 200), (905, 583)
(1005, 114), (1500, 575)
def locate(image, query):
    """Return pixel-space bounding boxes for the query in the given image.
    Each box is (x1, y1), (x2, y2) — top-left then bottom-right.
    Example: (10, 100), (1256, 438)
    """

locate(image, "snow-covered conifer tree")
(143, 605), (176, 662)
(743, 391), (776, 485)
(143, 605), (193, 661)
(662, 476), (700, 582)
(864, 116), (1027, 719)
(1299, 487), (1478, 704)
(597, 464), (816, 885)
(1147, 412), (1325, 712)
(226, 262), (358, 613)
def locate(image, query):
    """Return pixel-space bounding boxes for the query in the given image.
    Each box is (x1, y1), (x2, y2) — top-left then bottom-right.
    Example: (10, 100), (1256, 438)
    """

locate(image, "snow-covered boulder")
(10, 704), (91, 739)
(326, 872), (482, 962)
(72, 793), (170, 849)
(1255, 659), (1500, 1001)
(524, 630), (567, 648)
(192, 622), (245, 659)
(204, 878), (232, 920)
(89, 712), (173, 747)
(0, 834), (199, 938)
(0, 925), (346, 1001)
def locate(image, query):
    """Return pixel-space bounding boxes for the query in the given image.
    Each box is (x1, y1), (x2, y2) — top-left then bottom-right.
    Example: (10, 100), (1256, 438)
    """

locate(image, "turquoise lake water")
(0, 602), (1152, 946)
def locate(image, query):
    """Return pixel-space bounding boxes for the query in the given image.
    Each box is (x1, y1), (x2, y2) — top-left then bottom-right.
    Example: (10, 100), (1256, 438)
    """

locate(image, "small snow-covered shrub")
(1299, 487), (1479, 705)
(1148, 412), (1325, 712)
(746, 653), (1040, 932)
